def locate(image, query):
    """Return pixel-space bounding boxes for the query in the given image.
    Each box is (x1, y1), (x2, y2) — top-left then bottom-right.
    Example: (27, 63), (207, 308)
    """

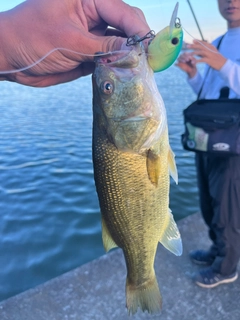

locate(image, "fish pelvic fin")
(168, 147), (178, 184)
(126, 275), (162, 315)
(101, 217), (118, 252)
(146, 149), (161, 186)
(159, 209), (182, 256)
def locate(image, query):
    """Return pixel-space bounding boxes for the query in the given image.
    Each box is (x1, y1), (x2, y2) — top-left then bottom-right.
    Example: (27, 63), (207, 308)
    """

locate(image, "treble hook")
(126, 30), (155, 46)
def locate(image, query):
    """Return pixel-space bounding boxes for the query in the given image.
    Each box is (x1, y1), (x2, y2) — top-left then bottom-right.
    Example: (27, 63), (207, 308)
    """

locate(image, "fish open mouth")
(94, 50), (130, 63)
(94, 47), (141, 69)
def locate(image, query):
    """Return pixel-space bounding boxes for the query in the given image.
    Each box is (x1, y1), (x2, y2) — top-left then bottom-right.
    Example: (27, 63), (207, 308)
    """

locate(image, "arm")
(176, 39), (228, 96)
(187, 71), (204, 96)
(0, 0), (150, 87)
(175, 51), (203, 94)
(188, 39), (240, 96)
(219, 60), (240, 96)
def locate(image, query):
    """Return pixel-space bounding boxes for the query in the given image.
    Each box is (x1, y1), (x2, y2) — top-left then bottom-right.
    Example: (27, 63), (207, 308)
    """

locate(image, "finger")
(194, 58), (209, 65)
(94, 0), (150, 37)
(190, 49), (209, 58)
(188, 43), (206, 51)
(175, 62), (186, 68)
(71, 32), (128, 63)
(105, 28), (126, 37)
(177, 54), (196, 64)
(177, 55), (194, 63)
(12, 63), (95, 87)
(193, 39), (209, 45)
(189, 42), (217, 55)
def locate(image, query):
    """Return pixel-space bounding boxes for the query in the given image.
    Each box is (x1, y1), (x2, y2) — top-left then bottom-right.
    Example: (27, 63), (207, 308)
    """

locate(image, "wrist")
(217, 56), (227, 71)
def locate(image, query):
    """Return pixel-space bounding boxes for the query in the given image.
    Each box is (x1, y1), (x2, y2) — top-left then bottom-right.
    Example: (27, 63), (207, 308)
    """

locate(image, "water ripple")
(0, 158), (59, 170)
(5, 187), (37, 195)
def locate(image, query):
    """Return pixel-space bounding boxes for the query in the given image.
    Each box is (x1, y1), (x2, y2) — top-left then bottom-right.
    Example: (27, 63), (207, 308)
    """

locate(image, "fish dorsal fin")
(159, 209), (182, 256)
(168, 147), (178, 184)
(102, 216), (118, 252)
(146, 149), (161, 186)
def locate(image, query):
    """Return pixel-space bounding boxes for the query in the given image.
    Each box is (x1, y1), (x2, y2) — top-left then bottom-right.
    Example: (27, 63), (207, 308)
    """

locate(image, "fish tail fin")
(126, 275), (162, 315)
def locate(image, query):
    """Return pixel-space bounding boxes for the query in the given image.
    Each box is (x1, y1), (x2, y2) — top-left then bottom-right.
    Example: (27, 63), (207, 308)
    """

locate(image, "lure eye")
(101, 81), (114, 95)
(171, 37), (179, 45)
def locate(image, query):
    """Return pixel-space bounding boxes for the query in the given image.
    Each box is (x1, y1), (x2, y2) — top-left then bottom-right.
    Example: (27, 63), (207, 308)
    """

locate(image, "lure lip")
(169, 2), (179, 37)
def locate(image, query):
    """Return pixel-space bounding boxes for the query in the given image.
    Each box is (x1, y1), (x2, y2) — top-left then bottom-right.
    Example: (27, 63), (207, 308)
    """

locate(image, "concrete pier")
(0, 213), (239, 320)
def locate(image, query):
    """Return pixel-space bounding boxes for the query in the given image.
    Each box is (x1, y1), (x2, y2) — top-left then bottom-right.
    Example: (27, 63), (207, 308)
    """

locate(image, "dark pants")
(196, 153), (240, 275)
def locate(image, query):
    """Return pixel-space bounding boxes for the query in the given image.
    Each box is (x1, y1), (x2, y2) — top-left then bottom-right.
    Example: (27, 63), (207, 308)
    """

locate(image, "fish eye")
(101, 81), (114, 95)
(171, 37), (179, 45)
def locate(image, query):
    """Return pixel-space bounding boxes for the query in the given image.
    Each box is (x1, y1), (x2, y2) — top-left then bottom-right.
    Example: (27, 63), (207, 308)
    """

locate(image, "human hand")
(187, 40), (227, 71)
(0, 0), (150, 87)
(175, 52), (197, 78)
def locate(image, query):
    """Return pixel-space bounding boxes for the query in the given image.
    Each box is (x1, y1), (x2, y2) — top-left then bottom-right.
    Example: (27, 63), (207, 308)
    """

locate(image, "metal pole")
(186, 0), (205, 41)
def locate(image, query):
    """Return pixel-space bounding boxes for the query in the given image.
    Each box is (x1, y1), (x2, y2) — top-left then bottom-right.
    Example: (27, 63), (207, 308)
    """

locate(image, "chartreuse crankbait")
(148, 2), (183, 72)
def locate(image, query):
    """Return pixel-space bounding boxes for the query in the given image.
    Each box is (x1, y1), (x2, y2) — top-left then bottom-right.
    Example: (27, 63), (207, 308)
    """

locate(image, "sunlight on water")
(0, 67), (199, 301)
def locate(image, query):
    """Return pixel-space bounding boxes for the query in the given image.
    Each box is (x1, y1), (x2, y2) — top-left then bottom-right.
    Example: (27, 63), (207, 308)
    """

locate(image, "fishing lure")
(147, 2), (183, 72)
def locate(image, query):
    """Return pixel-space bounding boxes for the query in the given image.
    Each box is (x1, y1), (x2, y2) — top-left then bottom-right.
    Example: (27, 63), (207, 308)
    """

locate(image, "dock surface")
(0, 213), (239, 320)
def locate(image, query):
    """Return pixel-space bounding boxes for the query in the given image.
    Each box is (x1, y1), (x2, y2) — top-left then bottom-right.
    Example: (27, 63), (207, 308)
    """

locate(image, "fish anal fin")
(146, 149), (161, 186)
(102, 216), (118, 252)
(159, 209), (182, 256)
(168, 147), (178, 184)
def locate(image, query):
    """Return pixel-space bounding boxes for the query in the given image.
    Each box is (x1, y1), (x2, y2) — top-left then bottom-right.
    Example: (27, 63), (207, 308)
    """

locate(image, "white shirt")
(188, 27), (240, 99)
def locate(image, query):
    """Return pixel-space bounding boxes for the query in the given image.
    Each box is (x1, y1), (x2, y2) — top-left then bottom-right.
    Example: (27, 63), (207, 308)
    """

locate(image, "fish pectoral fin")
(159, 209), (182, 256)
(168, 147), (178, 184)
(146, 149), (161, 186)
(102, 216), (118, 252)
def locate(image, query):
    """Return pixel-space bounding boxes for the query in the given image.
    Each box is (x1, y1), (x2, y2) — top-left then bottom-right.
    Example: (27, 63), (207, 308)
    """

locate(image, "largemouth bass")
(92, 42), (182, 315)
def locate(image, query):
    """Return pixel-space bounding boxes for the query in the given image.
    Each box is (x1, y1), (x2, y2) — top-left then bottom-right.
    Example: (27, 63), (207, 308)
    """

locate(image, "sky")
(0, 0), (227, 42)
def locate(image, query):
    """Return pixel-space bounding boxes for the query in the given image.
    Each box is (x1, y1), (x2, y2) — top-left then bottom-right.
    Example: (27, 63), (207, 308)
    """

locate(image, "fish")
(148, 2), (183, 72)
(92, 40), (182, 315)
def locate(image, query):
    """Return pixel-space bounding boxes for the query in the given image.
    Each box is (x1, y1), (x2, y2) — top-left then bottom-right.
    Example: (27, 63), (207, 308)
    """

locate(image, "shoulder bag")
(181, 36), (240, 156)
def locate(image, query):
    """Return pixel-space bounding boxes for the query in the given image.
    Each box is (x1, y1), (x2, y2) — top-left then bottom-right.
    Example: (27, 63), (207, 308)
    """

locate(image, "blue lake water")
(0, 66), (199, 301)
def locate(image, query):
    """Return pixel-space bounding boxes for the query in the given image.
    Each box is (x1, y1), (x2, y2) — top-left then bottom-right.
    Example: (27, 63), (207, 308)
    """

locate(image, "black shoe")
(193, 267), (238, 288)
(189, 249), (215, 265)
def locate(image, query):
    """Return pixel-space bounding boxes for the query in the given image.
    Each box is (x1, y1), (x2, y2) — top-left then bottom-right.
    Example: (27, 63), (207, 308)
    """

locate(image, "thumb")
(72, 34), (128, 63)
(95, 35), (128, 54)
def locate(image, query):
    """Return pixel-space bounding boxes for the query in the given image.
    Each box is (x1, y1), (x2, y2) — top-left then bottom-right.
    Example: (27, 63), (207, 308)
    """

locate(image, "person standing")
(176, 0), (240, 288)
